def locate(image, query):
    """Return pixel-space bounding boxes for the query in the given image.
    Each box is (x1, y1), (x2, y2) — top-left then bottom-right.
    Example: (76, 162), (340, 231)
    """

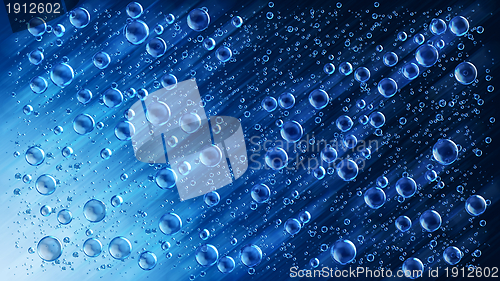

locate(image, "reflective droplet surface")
(126, 2), (143, 18)
(336, 159), (358, 181)
(195, 244), (219, 266)
(383, 52), (398, 67)
(158, 212), (182, 235)
(339, 62), (353, 75)
(111, 195), (124, 207)
(443, 246), (462, 265)
(203, 37), (216, 50)
(83, 238), (102, 257)
(449, 16), (469, 36)
(155, 168), (177, 189)
(240, 244), (262, 267)
(147, 37), (167, 58)
(36, 174), (56, 195)
(278, 93), (295, 109)
(179, 113), (202, 133)
(103, 88), (123, 108)
(251, 184), (271, 203)
(377, 78), (398, 98)
(199, 145), (222, 167)
(37, 236), (62, 261)
(73, 114), (95, 135)
(265, 147), (288, 170)
(336, 115), (353, 132)
(69, 8), (90, 28)
(216, 46), (232, 62)
(114, 121), (135, 141)
(364, 187), (386, 209)
(29, 49), (44, 65)
(30, 76), (48, 94)
(77, 89), (93, 104)
(50, 63), (74, 88)
(93, 51), (111, 69)
(109, 236), (132, 260)
(280, 121), (303, 142)
(138, 251), (157, 270)
(57, 209), (73, 225)
(146, 100), (171, 125)
(161, 74), (177, 90)
(454, 61), (477, 85)
(285, 218), (301, 235)
(430, 18), (447, 35)
(465, 195), (486, 216)
(402, 63), (419, 80)
(432, 139), (458, 165)
(330, 239), (356, 265)
(217, 256), (235, 273)
(125, 20), (149, 45)
(354, 67), (370, 82)
(40, 205), (52, 216)
(26, 146), (45, 166)
(402, 257), (424, 279)
(187, 8), (210, 31)
(396, 177), (417, 198)
(395, 215), (412, 232)
(83, 199), (106, 222)
(28, 17), (47, 36)
(204, 191), (220, 207)
(419, 210), (442, 232)
(308, 89), (329, 109)
(369, 111), (385, 128)
(321, 146), (338, 163)
(415, 45), (439, 67)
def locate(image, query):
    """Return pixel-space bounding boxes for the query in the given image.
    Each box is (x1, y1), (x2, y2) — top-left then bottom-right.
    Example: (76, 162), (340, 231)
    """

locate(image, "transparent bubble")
(432, 139), (458, 165)
(261, 96), (277, 112)
(187, 8), (210, 31)
(40, 205), (52, 216)
(138, 251), (157, 270)
(26, 146), (45, 166)
(103, 88), (123, 108)
(36, 174), (56, 195)
(232, 16), (243, 27)
(383, 52), (398, 67)
(77, 89), (93, 104)
(73, 114), (95, 135)
(321, 147), (338, 163)
(217, 256), (235, 273)
(369, 111), (385, 128)
(309, 89), (329, 109)
(28, 17), (47, 36)
(323, 63), (335, 75)
(336, 115), (353, 132)
(415, 45), (439, 67)
(29, 49), (44, 65)
(216, 46), (232, 62)
(280, 121), (303, 142)
(100, 148), (112, 159)
(449, 16), (469, 36)
(284, 218), (301, 235)
(125, 20), (149, 45)
(57, 209), (73, 225)
(126, 2), (143, 18)
(240, 244), (262, 267)
(161, 74), (177, 90)
(339, 61), (353, 75)
(419, 210), (442, 232)
(395, 215), (412, 232)
(155, 168), (177, 189)
(109, 237), (132, 260)
(343, 134), (357, 149)
(299, 210), (311, 223)
(62, 146), (73, 158)
(92, 51), (111, 69)
(443, 246), (462, 265)
(23, 105), (33, 115)
(146, 100), (171, 125)
(278, 93), (295, 109)
(179, 113), (202, 133)
(354, 67), (370, 82)
(69, 8), (90, 28)
(430, 18), (447, 35)
(413, 33), (425, 45)
(50, 63), (74, 88)
(396, 177), (417, 198)
(377, 78), (398, 98)
(364, 187), (386, 209)
(158, 212), (182, 235)
(199, 145), (222, 167)
(454, 61), (477, 85)
(402, 257), (423, 279)
(313, 166), (326, 180)
(203, 37), (216, 50)
(83, 199), (106, 222)
(336, 159), (358, 181)
(397, 31), (407, 41)
(195, 244), (219, 266)
(53, 24), (65, 37)
(147, 37), (167, 58)
(265, 147), (288, 170)
(199, 229), (210, 240)
(251, 184), (271, 203)
(402, 62), (419, 80)
(37, 236), (62, 261)
(30, 76), (48, 94)
(204, 191), (220, 207)
(178, 161), (191, 175)
(330, 239), (356, 265)
(83, 238), (102, 257)
(114, 121), (135, 141)
(111, 195), (123, 207)
(465, 195), (486, 216)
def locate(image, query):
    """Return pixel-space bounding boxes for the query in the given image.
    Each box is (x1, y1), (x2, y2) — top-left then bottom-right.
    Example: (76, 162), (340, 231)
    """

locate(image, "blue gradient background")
(1, 0), (499, 280)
